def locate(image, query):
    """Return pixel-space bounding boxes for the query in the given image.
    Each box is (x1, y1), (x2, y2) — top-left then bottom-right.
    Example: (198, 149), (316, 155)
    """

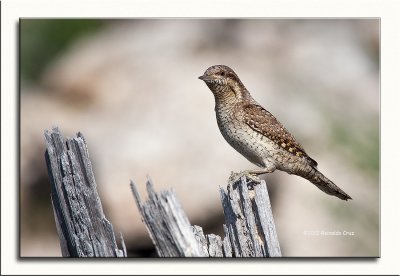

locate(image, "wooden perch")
(44, 127), (281, 258)
(44, 127), (126, 257)
(131, 176), (281, 257)
(220, 178), (281, 257)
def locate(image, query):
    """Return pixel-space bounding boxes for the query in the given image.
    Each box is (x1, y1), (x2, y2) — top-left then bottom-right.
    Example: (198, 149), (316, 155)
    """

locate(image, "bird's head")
(199, 65), (248, 102)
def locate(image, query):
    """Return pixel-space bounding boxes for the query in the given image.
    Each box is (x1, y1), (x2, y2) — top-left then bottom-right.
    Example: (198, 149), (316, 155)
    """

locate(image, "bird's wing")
(240, 103), (318, 167)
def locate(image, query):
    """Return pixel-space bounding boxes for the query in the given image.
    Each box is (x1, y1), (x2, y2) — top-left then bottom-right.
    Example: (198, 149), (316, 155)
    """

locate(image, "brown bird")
(199, 65), (352, 201)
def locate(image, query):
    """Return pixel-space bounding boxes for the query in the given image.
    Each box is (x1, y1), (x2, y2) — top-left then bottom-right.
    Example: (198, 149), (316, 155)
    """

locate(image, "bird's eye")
(220, 71), (226, 77)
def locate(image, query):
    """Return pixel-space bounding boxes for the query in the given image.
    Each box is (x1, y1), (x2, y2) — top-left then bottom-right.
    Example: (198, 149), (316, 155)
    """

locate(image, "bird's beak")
(198, 75), (212, 81)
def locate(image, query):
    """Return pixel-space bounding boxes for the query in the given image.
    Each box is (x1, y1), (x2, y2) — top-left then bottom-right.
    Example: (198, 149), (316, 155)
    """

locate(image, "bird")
(198, 65), (352, 201)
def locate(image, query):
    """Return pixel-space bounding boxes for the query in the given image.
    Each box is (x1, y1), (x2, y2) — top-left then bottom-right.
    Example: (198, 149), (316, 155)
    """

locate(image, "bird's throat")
(213, 87), (237, 109)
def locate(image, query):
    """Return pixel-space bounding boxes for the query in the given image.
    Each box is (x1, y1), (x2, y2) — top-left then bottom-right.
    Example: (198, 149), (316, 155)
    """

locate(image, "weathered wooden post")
(131, 176), (281, 257)
(130, 178), (206, 257)
(44, 127), (126, 257)
(44, 127), (281, 258)
(219, 178), (281, 257)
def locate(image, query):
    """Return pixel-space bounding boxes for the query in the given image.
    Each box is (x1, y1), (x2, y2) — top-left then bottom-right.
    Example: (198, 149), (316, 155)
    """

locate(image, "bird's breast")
(215, 107), (280, 168)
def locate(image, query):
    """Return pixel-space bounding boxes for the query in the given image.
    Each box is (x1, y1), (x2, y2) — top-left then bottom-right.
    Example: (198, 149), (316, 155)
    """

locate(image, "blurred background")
(20, 19), (379, 257)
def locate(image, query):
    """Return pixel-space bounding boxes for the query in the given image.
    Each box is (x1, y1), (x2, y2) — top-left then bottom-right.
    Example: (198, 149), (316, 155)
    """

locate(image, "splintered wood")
(131, 176), (281, 257)
(45, 127), (280, 258)
(45, 127), (126, 257)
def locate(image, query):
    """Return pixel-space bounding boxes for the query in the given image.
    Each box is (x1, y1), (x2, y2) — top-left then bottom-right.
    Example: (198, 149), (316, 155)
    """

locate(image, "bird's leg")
(245, 162), (276, 175)
(243, 165), (276, 188)
(229, 164), (276, 188)
(231, 171), (261, 183)
(228, 171), (261, 190)
(244, 166), (276, 176)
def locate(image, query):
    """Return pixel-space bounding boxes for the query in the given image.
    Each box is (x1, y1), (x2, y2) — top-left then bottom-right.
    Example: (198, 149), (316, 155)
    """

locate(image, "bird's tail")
(300, 167), (352, 201)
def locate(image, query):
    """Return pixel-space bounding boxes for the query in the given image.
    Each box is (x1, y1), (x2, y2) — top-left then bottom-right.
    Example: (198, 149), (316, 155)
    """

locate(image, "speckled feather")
(239, 103), (318, 167)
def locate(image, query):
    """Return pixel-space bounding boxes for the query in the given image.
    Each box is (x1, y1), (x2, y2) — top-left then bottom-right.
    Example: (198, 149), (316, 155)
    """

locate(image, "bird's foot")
(229, 170), (262, 189)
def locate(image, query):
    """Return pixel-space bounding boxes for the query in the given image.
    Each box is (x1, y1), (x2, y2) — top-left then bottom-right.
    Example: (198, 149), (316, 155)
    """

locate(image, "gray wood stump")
(44, 127), (126, 257)
(130, 178), (206, 257)
(44, 127), (281, 258)
(220, 177), (282, 257)
(131, 176), (281, 257)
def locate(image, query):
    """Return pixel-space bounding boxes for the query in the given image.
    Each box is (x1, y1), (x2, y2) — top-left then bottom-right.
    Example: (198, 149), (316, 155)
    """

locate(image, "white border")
(2, 0), (399, 275)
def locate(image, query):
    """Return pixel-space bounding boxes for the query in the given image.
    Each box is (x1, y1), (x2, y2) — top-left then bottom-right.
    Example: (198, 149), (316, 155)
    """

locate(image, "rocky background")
(20, 19), (379, 257)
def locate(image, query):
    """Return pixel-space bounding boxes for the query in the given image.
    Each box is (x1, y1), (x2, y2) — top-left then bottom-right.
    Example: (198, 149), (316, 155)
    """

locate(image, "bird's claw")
(229, 171), (262, 189)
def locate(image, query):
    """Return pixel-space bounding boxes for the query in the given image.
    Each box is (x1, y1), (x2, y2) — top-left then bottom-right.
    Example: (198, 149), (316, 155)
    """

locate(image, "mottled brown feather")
(240, 103), (318, 167)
